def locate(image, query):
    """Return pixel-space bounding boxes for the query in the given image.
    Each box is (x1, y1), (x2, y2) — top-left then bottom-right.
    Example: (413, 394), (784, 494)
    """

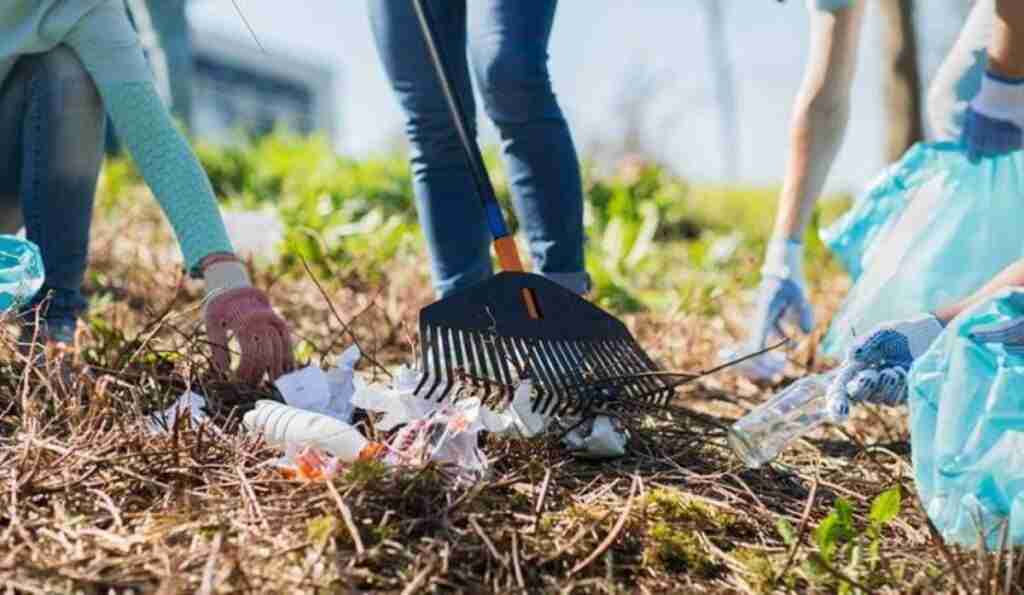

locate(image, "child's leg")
(18, 46), (106, 343)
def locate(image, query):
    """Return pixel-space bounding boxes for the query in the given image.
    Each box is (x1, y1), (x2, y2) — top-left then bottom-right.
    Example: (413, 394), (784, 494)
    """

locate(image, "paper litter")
(563, 415), (629, 459)
(147, 391), (211, 434)
(273, 345), (360, 424)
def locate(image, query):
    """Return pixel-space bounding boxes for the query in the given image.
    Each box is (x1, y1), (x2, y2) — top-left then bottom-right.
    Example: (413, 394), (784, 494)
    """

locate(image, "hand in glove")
(826, 314), (944, 419)
(202, 255), (293, 383)
(725, 239), (814, 380)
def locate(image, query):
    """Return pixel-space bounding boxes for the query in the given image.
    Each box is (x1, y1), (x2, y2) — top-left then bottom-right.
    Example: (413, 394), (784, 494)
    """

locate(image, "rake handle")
(410, 0), (540, 318)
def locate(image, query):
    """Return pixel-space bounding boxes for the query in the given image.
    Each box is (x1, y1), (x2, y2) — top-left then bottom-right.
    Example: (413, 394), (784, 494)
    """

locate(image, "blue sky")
(190, 1), (964, 193)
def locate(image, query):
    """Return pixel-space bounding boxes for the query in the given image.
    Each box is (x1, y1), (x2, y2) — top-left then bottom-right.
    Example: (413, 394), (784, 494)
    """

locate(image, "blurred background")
(96, 0), (978, 316)
(137, 0), (969, 194)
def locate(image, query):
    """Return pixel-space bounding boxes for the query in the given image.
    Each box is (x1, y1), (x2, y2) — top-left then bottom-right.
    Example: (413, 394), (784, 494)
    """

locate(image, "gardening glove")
(202, 255), (294, 383)
(722, 239), (814, 380)
(826, 314), (944, 419)
(963, 71), (1024, 161)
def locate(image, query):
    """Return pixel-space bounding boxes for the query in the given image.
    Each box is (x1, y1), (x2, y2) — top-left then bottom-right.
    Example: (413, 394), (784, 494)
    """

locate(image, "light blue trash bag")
(0, 235), (44, 312)
(820, 142), (1024, 356)
(908, 288), (1024, 547)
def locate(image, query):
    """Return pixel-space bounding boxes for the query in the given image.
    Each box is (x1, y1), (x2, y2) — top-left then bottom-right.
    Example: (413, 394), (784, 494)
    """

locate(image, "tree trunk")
(880, 0), (925, 162)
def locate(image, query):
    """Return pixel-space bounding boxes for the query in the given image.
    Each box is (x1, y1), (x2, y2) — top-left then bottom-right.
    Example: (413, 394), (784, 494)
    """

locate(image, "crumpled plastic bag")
(563, 415), (629, 459)
(147, 391), (211, 434)
(352, 372), (551, 481)
(385, 398), (490, 481)
(274, 346), (360, 423)
(353, 371), (549, 439)
(351, 365), (437, 431)
(908, 288), (1024, 547)
(820, 142), (1024, 356)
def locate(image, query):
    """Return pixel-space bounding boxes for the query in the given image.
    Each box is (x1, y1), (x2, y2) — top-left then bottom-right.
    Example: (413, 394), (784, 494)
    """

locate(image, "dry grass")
(1, 201), (1022, 594)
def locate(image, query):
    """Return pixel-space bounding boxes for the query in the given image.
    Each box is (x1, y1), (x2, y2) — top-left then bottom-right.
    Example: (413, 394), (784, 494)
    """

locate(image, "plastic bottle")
(0, 235), (44, 311)
(728, 371), (843, 468)
(243, 400), (368, 461)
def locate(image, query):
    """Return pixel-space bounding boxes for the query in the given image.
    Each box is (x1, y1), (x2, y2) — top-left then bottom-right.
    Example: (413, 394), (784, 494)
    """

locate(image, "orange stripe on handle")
(493, 236), (540, 319)
(493, 236), (524, 272)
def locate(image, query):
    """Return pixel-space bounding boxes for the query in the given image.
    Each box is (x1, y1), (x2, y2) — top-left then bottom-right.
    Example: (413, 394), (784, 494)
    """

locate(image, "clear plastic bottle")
(728, 371), (843, 468)
(244, 400), (368, 461)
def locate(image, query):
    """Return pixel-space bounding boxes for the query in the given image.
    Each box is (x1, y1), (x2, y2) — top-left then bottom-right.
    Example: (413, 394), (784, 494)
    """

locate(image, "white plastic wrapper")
(147, 391), (211, 434)
(563, 416), (628, 459)
(274, 346), (360, 424)
(385, 398), (489, 481)
(354, 373), (549, 439)
(351, 365), (438, 431)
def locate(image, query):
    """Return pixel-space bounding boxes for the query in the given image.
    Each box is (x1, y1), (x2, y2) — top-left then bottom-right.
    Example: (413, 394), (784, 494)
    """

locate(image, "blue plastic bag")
(908, 289), (1024, 547)
(820, 143), (1024, 356)
(0, 235), (44, 312)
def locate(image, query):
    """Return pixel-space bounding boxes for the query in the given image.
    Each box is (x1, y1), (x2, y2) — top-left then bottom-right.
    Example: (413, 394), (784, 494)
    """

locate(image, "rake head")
(415, 272), (677, 417)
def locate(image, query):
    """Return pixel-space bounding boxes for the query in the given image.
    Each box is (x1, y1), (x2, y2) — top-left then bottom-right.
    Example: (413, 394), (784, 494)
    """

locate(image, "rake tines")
(414, 316), (678, 417)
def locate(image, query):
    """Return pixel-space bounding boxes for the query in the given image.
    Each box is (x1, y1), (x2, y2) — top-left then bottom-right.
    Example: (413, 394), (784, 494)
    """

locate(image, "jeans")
(369, 0), (588, 298)
(0, 46), (105, 340)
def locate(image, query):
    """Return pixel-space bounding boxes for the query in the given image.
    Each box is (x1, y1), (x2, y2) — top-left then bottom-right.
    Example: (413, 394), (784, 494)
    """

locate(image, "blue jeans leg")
(369, 0), (492, 298)
(469, 0), (588, 295)
(369, 0), (588, 297)
(0, 46), (105, 340)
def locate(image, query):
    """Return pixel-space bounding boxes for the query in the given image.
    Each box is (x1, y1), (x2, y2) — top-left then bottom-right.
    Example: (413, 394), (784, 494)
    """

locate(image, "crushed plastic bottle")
(0, 235), (44, 311)
(729, 371), (845, 468)
(243, 400), (370, 461)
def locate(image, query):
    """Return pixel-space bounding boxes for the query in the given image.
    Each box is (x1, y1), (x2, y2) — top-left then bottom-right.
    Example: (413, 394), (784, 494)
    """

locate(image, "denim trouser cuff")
(20, 285), (86, 333)
(541, 271), (591, 296)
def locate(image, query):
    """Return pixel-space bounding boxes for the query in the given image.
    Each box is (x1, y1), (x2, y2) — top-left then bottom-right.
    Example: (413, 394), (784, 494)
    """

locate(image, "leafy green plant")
(805, 487), (903, 593)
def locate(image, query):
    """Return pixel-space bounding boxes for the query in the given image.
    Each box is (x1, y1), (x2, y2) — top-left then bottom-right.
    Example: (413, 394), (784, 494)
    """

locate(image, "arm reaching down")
(743, 1), (866, 357)
(828, 259), (1024, 415)
(63, 1), (294, 381)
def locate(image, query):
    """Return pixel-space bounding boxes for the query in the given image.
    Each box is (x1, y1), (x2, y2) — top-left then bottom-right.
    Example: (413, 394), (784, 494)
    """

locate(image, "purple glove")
(205, 287), (293, 383)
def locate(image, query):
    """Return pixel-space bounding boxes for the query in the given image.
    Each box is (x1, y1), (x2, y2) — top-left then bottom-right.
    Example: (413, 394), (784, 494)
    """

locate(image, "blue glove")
(721, 239), (813, 381)
(963, 108), (1023, 161)
(969, 317), (1024, 357)
(963, 71), (1024, 161)
(826, 314), (945, 419)
(750, 275), (815, 349)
